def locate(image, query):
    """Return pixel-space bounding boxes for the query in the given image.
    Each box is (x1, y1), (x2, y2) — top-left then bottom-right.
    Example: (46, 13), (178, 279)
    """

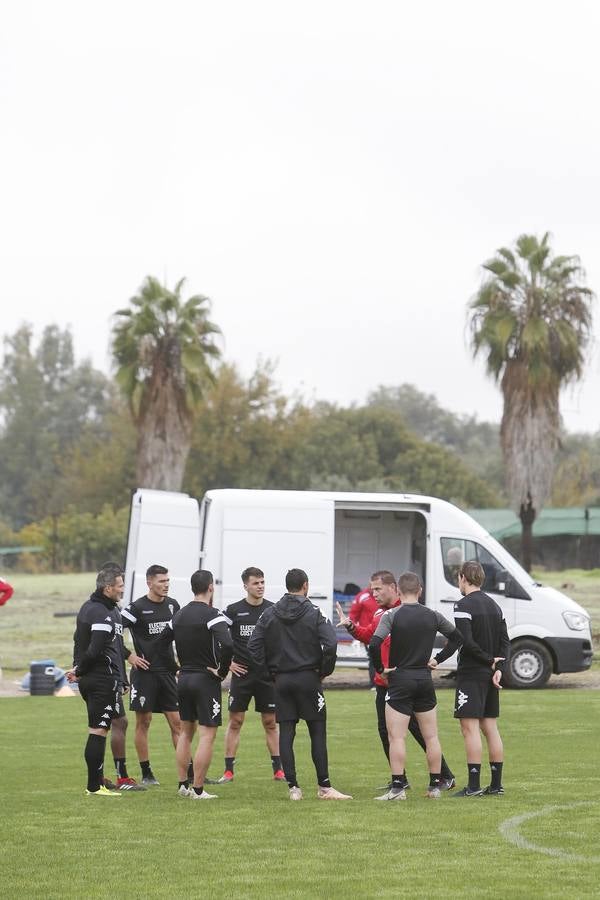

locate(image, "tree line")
(0, 234), (596, 572)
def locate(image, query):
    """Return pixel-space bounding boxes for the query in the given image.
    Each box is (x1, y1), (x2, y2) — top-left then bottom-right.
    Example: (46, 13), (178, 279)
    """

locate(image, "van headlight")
(562, 611), (589, 631)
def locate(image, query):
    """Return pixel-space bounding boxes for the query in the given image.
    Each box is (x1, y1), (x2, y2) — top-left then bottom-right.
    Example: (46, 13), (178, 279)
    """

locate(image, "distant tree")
(367, 383), (505, 496)
(112, 276), (221, 490)
(469, 233), (594, 570)
(0, 324), (110, 526)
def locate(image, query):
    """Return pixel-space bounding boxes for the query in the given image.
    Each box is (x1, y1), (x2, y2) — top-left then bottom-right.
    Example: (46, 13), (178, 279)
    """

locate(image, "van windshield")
(441, 537), (508, 594)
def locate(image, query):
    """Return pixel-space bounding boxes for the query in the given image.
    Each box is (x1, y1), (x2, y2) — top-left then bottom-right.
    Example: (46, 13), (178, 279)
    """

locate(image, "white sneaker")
(425, 786), (441, 799)
(289, 786), (303, 801)
(189, 789), (218, 800)
(374, 788), (407, 801)
(317, 786), (353, 800)
(177, 785), (193, 798)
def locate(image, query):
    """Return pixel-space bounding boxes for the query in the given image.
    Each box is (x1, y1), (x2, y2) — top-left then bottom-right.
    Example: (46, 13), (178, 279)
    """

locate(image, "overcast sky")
(2, 0), (599, 432)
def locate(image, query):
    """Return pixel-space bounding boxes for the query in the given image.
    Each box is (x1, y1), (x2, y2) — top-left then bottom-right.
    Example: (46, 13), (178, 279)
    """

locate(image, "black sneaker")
(483, 785), (505, 795)
(452, 786), (484, 798)
(204, 776), (221, 785)
(141, 773), (160, 786)
(439, 777), (456, 791)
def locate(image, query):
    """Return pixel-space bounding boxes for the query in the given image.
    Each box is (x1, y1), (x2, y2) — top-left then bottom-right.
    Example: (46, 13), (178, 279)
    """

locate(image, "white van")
(123, 487), (593, 689)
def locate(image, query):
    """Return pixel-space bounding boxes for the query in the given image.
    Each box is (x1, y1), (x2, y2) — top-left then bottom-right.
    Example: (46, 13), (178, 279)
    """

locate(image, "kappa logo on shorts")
(228, 693), (234, 708)
(456, 690), (468, 710)
(317, 692), (325, 712)
(130, 685), (137, 702)
(140, 696), (146, 708)
(212, 698), (221, 718)
(385, 692), (390, 702)
(104, 705), (112, 711)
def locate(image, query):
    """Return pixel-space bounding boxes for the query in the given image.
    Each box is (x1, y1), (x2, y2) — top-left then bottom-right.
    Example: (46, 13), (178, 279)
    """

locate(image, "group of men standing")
(68, 558), (508, 802)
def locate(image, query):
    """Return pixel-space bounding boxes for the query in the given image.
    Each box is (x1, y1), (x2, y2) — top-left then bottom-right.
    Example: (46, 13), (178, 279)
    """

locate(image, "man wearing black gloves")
(368, 572), (461, 801)
(160, 570), (233, 800)
(431, 560), (509, 798)
(66, 563), (129, 797)
(248, 568), (352, 801)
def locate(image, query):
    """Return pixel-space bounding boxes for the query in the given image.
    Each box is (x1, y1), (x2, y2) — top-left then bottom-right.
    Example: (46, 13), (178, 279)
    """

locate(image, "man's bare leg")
(134, 711), (152, 762)
(384, 705), (410, 795)
(224, 711), (245, 759)
(177, 721), (197, 781)
(261, 711), (279, 755)
(193, 726), (218, 790)
(414, 708), (442, 775)
(164, 710), (182, 750)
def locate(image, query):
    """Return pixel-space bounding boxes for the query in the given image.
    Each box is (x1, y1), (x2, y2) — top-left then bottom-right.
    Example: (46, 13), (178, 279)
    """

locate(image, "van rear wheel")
(505, 640), (552, 689)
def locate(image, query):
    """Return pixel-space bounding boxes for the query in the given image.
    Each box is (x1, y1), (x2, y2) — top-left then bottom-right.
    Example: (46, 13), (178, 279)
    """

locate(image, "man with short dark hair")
(432, 560), (509, 798)
(213, 567), (283, 783)
(121, 564), (182, 786)
(66, 564), (129, 796)
(160, 569), (233, 800)
(369, 572), (462, 800)
(337, 570), (456, 792)
(248, 568), (351, 801)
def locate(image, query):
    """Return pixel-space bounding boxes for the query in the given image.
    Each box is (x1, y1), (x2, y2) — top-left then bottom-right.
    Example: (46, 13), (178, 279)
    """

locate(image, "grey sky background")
(2, 0), (599, 431)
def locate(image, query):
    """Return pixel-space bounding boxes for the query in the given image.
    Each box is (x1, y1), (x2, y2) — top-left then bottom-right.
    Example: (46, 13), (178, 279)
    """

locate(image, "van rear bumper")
(545, 637), (593, 674)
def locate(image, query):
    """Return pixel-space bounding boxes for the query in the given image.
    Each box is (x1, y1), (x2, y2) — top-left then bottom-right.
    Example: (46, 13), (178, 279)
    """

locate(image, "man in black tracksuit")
(247, 568), (352, 801)
(66, 563), (128, 797)
(432, 560), (510, 797)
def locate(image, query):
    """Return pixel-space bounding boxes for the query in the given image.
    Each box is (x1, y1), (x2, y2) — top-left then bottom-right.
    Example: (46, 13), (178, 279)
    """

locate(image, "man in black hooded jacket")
(248, 568), (351, 801)
(66, 563), (128, 796)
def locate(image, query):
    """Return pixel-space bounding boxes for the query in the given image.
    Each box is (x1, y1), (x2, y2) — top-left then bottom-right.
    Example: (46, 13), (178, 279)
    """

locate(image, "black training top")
(247, 593), (337, 678)
(369, 603), (460, 673)
(223, 598), (274, 667)
(435, 590), (510, 675)
(73, 590), (124, 679)
(164, 602), (233, 678)
(121, 595), (180, 673)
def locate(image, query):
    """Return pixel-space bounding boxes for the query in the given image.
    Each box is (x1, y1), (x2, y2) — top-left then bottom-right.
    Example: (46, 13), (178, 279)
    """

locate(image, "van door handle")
(309, 594), (327, 600)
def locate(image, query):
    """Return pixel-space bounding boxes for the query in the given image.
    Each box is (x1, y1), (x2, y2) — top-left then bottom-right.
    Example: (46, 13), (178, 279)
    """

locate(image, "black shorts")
(274, 670), (326, 723)
(386, 670), (437, 716)
(454, 673), (500, 719)
(228, 672), (276, 714)
(79, 675), (123, 729)
(178, 671), (223, 726)
(129, 669), (178, 713)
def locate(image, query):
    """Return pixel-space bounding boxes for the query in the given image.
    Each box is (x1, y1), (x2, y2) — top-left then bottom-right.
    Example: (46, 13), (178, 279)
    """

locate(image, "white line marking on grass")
(499, 802), (600, 863)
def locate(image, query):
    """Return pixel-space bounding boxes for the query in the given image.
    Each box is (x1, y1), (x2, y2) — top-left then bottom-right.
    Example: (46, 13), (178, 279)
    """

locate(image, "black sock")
(429, 773), (442, 788)
(490, 762), (503, 789)
(271, 755), (282, 772)
(193, 786), (204, 795)
(391, 774), (406, 792)
(467, 763), (481, 792)
(140, 760), (152, 777)
(179, 780), (189, 789)
(440, 756), (454, 780)
(114, 757), (129, 779)
(85, 733), (106, 792)
(187, 761), (194, 781)
(224, 757), (235, 773)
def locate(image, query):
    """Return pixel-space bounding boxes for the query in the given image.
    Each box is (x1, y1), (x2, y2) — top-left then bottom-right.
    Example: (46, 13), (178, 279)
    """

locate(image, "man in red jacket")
(0, 577), (14, 606)
(337, 569), (455, 792)
(348, 585), (379, 686)
(348, 586), (378, 629)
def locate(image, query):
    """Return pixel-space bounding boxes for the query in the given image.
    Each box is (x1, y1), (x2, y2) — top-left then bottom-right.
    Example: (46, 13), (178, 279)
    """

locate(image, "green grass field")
(1, 689), (599, 898)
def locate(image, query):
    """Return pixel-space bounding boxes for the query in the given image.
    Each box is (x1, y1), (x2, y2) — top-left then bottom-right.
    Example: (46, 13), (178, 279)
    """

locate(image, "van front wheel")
(505, 640), (552, 689)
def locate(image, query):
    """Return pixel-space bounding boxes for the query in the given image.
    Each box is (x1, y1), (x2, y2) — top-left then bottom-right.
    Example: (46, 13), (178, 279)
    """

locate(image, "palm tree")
(112, 276), (221, 490)
(468, 233), (594, 571)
